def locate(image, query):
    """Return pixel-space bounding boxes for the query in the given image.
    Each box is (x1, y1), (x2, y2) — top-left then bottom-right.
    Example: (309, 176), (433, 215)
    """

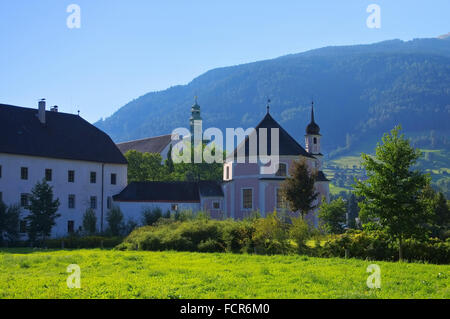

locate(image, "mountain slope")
(95, 37), (450, 155)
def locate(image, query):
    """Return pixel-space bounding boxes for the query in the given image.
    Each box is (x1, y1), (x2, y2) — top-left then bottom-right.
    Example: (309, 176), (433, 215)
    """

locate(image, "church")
(114, 99), (330, 224)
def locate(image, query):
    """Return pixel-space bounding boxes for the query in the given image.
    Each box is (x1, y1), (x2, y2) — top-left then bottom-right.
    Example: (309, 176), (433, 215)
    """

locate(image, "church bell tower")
(305, 101), (323, 168)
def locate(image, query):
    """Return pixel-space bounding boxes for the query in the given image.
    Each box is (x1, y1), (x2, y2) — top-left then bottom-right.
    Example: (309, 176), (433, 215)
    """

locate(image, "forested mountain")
(95, 37), (450, 156)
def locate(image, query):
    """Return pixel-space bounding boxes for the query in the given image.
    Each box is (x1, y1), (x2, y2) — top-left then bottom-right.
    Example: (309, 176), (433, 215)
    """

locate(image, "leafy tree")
(82, 209), (97, 235)
(433, 192), (449, 231)
(347, 193), (360, 229)
(423, 188), (449, 239)
(318, 197), (347, 234)
(25, 180), (60, 243)
(106, 206), (124, 236)
(280, 157), (318, 219)
(125, 150), (149, 182)
(125, 150), (164, 182)
(0, 202), (21, 245)
(354, 126), (432, 260)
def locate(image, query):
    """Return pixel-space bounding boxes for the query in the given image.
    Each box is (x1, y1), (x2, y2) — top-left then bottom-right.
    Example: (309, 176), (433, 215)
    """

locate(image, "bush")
(320, 230), (449, 263)
(289, 217), (311, 252)
(115, 215), (449, 264)
(142, 207), (162, 226)
(252, 212), (291, 255)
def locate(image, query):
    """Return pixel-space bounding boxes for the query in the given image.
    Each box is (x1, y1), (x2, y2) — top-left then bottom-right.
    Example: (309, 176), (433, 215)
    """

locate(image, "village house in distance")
(0, 98), (330, 238)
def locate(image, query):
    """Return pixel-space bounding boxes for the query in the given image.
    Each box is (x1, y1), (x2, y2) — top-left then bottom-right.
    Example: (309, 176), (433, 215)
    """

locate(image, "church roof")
(316, 170), (330, 182)
(229, 112), (312, 160)
(116, 134), (172, 155)
(0, 104), (127, 164)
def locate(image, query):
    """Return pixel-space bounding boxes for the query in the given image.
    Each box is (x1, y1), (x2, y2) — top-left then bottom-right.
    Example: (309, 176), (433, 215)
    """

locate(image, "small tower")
(305, 101), (323, 168)
(190, 96), (203, 143)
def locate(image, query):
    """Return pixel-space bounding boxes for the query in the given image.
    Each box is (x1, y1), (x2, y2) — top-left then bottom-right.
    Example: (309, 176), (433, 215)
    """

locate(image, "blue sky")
(0, 0), (449, 123)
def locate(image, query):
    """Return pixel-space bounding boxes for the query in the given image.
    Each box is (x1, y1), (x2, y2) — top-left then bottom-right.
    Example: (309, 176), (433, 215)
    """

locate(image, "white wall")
(115, 201), (201, 224)
(0, 153), (127, 238)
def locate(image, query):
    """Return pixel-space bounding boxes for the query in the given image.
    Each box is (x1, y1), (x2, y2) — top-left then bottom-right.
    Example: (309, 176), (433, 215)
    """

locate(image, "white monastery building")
(0, 100), (128, 237)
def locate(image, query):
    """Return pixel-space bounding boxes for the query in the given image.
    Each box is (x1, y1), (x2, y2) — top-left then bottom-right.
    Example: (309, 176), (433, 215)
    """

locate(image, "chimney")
(38, 99), (46, 124)
(50, 105), (58, 112)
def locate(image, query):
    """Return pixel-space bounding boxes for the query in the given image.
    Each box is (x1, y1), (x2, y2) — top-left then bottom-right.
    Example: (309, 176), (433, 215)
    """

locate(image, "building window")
(226, 166), (230, 180)
(171, 204), (178, 211)
(107, 196), (112, 210)
(20, 193), (29, 207)
(276, 188), (286, 209)
(111, 173), (117, 185)
(276, 163), (287, 177)
(45, 169), (52, 182)
(90, 172), (97, 184)
(21, 167), (28, 180)
(68, 195), (75, 209)
(68, 170), (75, 183)
(313, 137), (317, 144)
(213, 201), (220, 209)
(90, 196), (97, 209)
(19, 220), (27, 233)
(68, 221), (75, 234)
(242, 188), (253, 209)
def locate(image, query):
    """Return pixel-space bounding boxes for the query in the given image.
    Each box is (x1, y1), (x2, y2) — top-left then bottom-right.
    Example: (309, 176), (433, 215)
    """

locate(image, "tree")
(354, 126), (431, 261)
(82, 209), (97, 235)
(347, 193), (360, 229)
(0, 202), (21, 245)
(280, 157), (318, 219)
(125, 150), (149, 182)
(106, 206), (124, 236)
(142, 207), (162, 226)
(318, 197), (347, 234)
(423, 188), (449, 239)
(25, 180), (60, 243)
(125, 150), (164, 182)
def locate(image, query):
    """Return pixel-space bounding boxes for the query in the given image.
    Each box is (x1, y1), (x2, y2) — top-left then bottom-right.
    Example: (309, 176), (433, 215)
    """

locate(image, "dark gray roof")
(116, 135), (172, 155)
(316, 171), (330, 182)
(198, 181), (224, 197)
(229, 113), (312, 160)
(0, 104), (127, 164)
(113, 181), (223, 202)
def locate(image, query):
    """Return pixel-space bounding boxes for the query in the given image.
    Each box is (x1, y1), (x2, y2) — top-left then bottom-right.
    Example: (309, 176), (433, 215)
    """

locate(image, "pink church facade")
(221, 103), (330, 226)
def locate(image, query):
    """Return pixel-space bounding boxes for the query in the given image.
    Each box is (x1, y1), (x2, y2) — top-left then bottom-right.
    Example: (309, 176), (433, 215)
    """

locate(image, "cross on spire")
(266, 98), (271, 114)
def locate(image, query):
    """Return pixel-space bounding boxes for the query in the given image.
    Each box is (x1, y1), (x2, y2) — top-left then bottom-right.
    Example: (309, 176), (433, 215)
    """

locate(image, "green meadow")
(0, 249), (448, 299)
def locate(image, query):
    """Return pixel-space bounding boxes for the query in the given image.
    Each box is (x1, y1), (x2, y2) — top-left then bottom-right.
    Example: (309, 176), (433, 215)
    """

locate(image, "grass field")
(0, 249), (448, 299)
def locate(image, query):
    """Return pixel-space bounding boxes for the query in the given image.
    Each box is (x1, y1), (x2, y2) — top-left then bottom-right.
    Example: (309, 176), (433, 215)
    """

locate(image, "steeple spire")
(306, 100), (320, 135)
(266, 98), (271, 114)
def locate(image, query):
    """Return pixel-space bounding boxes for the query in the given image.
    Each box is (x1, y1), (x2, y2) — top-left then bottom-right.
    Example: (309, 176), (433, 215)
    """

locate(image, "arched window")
(276, 163), (287, 176)
(313, 137), (317, 144)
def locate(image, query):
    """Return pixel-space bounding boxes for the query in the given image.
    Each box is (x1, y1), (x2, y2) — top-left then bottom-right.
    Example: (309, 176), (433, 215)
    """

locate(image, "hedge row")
(116, 218), (450, 264)
(44, 236), (123, 249)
